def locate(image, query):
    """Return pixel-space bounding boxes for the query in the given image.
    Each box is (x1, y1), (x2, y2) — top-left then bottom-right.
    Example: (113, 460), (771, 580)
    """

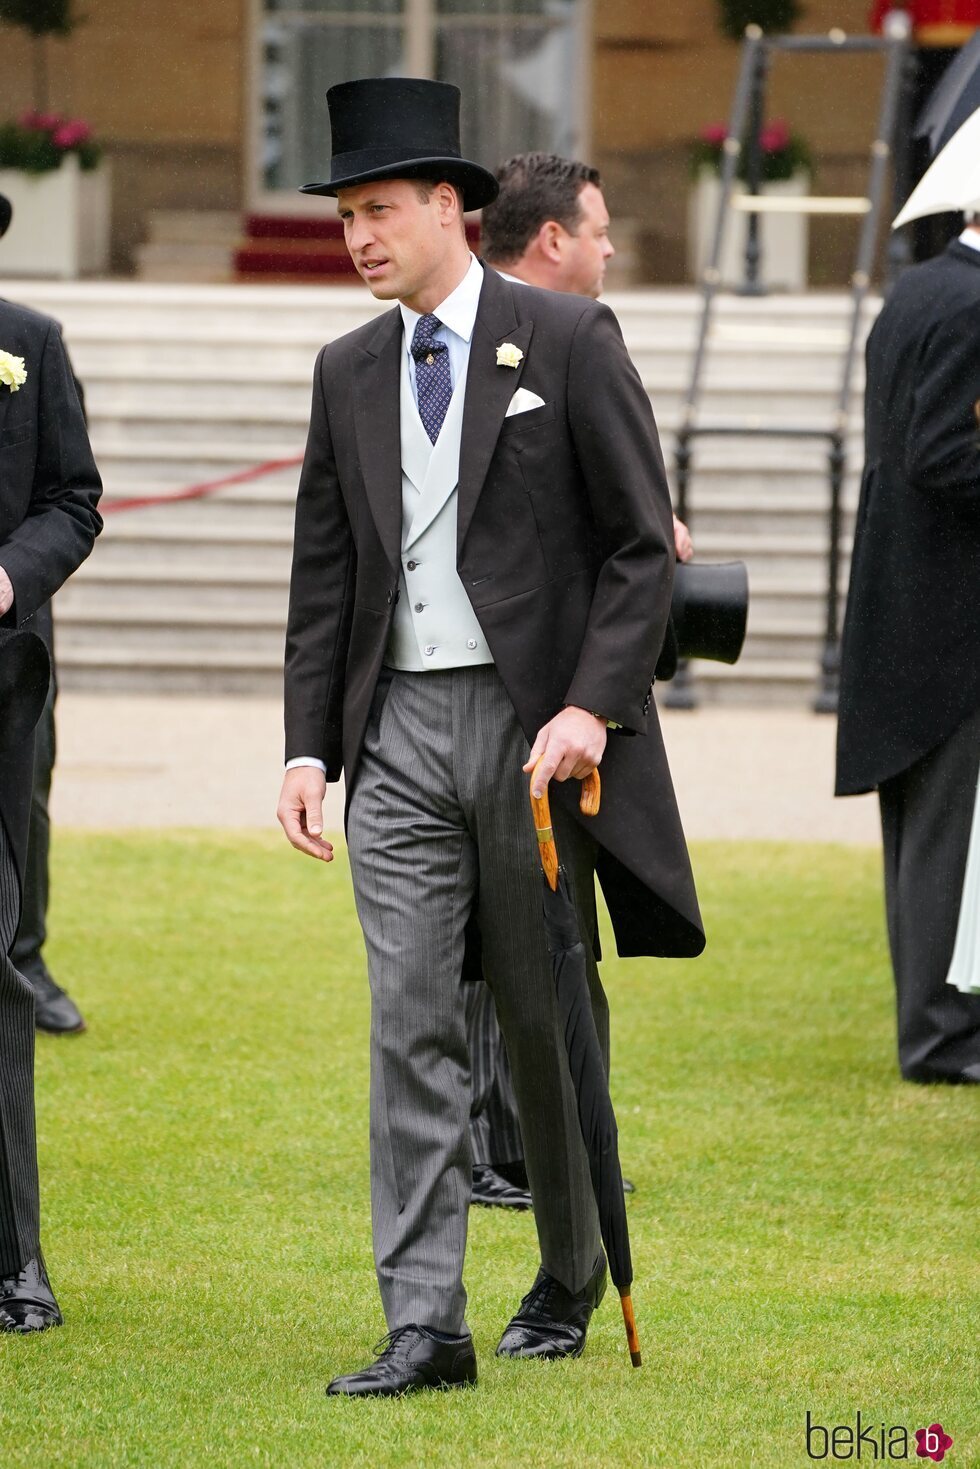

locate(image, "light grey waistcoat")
(385, 343), (494, 672)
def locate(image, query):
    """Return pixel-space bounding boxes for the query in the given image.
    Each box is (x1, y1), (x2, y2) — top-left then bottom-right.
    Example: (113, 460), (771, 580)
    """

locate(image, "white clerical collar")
(399, 253), (484, 346)
(958, 226), (980, 254)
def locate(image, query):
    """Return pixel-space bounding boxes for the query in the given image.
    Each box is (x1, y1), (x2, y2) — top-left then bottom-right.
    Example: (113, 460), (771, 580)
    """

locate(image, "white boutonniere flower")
(496, 342), (523, 369)
(0, 350), (27, 393)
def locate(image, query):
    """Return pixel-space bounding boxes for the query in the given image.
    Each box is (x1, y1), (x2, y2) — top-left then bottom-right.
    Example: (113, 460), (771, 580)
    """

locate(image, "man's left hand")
(523, 706), (607, 797)
(0, 567), (13, 617)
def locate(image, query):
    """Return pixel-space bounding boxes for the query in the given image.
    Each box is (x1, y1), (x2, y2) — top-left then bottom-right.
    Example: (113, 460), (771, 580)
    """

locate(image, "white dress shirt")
(958, 225), (980, 253)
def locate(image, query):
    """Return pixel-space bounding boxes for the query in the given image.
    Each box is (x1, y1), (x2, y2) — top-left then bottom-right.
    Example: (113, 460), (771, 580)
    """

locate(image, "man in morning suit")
(0, 297), (103, 1328)
(278, 78), (703, 1398)
(1, 189), (89, 1037)
(836, 215), (980, 1083)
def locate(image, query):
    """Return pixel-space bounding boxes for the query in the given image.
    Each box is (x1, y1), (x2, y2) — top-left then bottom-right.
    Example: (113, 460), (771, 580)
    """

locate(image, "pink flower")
(19, 110), (60, 131)
(52, 120), (92, 149)
(700, 122), (728, 147)
(760, 119), (791, 153)
(915, 1424), (953, 1463)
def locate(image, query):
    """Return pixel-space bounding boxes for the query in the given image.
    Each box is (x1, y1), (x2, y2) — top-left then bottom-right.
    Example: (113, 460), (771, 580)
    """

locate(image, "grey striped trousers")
(0, 813), (40, 1277)
(465, 979), (524, 1170)
(347, 665), (606, 1335)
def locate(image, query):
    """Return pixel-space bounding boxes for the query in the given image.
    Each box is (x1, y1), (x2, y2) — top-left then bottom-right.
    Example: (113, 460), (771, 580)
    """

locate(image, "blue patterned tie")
(410, 313), (453, 444)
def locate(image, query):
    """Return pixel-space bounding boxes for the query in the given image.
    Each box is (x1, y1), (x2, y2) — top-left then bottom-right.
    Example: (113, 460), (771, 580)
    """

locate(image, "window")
(258, 0), (587, 197)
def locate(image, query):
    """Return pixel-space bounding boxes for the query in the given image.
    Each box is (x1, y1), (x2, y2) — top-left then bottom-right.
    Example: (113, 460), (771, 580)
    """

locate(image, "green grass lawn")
(1, 834), (977, 1468)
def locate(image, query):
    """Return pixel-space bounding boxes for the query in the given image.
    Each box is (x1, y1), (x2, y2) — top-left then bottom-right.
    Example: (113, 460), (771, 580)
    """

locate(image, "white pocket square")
(505, 387), (546, 418)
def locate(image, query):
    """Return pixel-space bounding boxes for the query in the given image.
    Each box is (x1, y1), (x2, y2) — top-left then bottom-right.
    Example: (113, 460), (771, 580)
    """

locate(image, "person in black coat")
(0, 193), (87, 1036)
(0, 298), (102, 1329)
(836, 225), (980, 1083)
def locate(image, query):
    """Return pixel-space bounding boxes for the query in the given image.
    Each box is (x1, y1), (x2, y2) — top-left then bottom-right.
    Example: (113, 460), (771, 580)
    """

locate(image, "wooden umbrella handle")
(530, 759), (601, 891)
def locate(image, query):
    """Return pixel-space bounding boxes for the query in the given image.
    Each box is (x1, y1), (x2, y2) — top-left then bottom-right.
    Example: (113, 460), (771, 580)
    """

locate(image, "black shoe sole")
(470, 1195), (532, 1211)
(326, 1375), (477, 1398)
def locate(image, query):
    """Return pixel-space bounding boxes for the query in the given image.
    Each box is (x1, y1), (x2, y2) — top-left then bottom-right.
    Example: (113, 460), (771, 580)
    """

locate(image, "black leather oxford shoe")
(326, 1325), (477, 1398)
(0, 1253), (63, 1333)
(496, 1253), (607, 1360)
(28, 969), (86, 1035)
(471, 1165), (532, 1210)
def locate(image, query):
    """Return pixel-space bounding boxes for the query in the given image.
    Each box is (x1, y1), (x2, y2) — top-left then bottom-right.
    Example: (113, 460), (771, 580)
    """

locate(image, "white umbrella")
(892, 105), (980, 229)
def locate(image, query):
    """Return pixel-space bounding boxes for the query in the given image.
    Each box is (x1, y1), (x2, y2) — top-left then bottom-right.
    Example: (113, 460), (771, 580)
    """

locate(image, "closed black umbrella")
(530, 762), (641, 1368)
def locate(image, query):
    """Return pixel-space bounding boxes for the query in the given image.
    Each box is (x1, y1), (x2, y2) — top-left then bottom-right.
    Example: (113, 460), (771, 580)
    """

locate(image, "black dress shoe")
(496, 1253), (607, 1360)
(27, 969), (86, 1035)
(622, 1177), (636, 1194)
(0, 1253), (63, 1333)
(471, 1165), (532, 1210)
(326, 1325), (477, 1398)
(903, 1062), (980, 1085)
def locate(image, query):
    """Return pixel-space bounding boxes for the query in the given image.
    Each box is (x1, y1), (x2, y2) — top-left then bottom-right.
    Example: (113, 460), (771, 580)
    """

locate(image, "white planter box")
(688, 168), (809, 291)
(0, 156), (110, 278)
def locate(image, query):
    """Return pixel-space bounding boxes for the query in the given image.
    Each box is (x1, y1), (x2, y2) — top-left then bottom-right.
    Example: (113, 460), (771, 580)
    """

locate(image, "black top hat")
(0, 628), (51, 748)
(0, 194), (11, 240)
(300, 78), (499, 212)
(655, 561), (749, 681)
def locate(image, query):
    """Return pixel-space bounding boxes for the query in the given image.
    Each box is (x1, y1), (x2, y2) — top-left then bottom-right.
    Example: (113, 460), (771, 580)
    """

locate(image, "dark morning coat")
(836, 239), (980, 796)
(0, 300), (102, 889)
(285, 265), (704, 958)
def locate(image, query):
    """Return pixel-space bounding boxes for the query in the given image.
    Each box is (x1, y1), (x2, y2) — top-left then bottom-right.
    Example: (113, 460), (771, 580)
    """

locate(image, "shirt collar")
(399, 253), (484, 348)
(958, 226), (980, 254)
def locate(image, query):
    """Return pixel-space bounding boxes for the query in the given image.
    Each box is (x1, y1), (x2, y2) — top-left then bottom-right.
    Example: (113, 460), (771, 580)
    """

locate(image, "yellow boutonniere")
(496, 342), (523, 369)
(0, 350), (27, 392)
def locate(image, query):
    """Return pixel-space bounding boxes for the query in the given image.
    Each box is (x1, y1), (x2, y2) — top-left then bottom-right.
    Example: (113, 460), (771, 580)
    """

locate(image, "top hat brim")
(300, 155), (499, 212)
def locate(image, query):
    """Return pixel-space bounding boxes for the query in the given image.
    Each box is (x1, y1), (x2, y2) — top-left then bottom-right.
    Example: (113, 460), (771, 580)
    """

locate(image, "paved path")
(50, 693), (880, 846)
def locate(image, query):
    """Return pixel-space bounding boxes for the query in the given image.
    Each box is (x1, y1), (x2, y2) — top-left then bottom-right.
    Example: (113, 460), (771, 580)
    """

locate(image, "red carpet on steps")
(235, 214), (482, 282)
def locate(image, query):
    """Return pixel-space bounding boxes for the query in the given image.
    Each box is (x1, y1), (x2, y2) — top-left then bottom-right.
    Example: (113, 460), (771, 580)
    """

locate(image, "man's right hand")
(0, 565), (14, 617)
(277, 767), (334, 862)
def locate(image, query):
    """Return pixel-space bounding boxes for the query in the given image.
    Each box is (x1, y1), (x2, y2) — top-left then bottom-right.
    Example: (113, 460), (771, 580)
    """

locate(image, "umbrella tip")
(630, 1349), (642, 1368)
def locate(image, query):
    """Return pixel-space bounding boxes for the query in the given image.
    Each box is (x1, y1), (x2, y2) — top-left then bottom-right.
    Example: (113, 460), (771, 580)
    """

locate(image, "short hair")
(481, 153), (602, 265)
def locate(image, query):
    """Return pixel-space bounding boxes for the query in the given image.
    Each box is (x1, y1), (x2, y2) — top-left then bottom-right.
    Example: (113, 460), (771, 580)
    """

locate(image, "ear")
(436, 180), (463, 227)
(537, 220), (565, 265)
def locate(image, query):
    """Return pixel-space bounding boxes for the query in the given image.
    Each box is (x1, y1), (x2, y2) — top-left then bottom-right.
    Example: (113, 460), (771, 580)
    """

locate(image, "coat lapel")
(457, 268), (533, 553)
(352, 307), (403, 574)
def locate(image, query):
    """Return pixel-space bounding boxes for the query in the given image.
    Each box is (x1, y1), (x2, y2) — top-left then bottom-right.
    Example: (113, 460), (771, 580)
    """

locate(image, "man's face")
(557, 183), (615, 298)
(337, 178), (458, 303)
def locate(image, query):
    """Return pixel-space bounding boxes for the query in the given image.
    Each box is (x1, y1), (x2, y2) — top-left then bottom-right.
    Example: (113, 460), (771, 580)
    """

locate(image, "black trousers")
(878, 705), (980, 1080)
(0, 807), (40, 1277)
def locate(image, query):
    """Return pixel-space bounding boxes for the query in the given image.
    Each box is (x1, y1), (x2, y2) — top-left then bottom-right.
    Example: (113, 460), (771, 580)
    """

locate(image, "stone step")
(60, 561), (292, 614)
(56, 644), (284, 697)
(76, 352), (863, 390)
(68, 333), (861, 377)
(55, 604), (289, 657)
(91, 522), (294, 573)
(673, 657), (826, 707)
